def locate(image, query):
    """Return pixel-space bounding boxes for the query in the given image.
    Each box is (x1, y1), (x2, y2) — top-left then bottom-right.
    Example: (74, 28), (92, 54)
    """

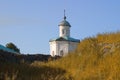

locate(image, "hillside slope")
(33, 32), (120, 80)
(1, 32), (120, 80)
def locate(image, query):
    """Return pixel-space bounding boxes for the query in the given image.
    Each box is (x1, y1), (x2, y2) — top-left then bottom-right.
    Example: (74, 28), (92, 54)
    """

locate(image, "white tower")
(49, 10), (80, 57)
(59, 10), (71, 37)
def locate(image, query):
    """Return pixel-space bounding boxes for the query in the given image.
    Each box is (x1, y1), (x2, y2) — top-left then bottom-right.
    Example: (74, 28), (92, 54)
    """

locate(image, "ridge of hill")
(0, 50), (51, 63)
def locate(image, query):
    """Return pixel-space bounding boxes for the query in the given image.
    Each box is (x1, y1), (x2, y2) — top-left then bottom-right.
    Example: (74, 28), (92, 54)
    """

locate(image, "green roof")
(49, 36), (80, 42)
(0, 44), (17, 53)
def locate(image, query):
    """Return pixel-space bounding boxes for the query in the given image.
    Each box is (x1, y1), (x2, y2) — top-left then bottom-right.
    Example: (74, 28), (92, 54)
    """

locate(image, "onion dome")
(58, 18), (71, 27)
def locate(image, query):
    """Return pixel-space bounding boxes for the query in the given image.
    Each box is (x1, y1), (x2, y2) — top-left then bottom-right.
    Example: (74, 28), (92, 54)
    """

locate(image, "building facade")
(49, 13), (80, 56)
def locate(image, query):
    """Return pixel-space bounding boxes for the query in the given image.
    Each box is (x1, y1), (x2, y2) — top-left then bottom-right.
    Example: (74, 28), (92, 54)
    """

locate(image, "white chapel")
(49, 11), (80, 56)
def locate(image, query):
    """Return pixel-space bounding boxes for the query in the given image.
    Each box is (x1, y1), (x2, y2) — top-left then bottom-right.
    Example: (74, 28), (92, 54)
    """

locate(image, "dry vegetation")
(1, 32), (120, 80)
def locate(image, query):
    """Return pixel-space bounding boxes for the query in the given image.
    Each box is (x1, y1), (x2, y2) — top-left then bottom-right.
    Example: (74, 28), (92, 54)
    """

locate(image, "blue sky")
(0, 0), (120, 54)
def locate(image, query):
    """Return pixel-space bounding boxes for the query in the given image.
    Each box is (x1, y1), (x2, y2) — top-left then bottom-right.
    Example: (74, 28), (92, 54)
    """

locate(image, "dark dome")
(58, 20), (71, 27)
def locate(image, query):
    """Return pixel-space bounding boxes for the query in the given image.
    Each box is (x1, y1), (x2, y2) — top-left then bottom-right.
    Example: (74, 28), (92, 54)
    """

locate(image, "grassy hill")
(1, 32), (120, 80)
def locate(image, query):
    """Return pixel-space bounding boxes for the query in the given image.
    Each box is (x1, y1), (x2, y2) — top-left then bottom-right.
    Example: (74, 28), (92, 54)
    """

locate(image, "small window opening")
(52, 51), (54, 56)
(60, 50), (64, 56)
(62, 29), (64, 34)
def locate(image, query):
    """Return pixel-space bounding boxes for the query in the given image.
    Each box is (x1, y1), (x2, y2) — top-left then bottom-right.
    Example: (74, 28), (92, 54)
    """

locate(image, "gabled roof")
(49, 36), (80, 43)
(0, 44), (17, 53)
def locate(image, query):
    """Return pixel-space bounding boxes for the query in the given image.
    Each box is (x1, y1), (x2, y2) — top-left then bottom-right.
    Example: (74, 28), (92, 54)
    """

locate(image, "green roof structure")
(0, 44), (17, 53)
(49, 36), (80, 42)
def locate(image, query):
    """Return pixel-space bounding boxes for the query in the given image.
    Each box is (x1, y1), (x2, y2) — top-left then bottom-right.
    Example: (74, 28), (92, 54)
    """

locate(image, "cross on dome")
(64, 9), (66, 20)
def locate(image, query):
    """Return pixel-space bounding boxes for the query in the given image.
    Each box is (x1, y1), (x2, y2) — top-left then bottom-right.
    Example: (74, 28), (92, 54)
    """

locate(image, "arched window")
(52, 51), (54, 56)
(60, 50), (63, 56)
(62, 29), (64, 34)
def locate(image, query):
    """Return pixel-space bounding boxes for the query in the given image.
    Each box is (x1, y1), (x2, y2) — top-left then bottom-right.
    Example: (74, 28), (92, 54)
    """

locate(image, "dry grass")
(1, 32), (120, 80)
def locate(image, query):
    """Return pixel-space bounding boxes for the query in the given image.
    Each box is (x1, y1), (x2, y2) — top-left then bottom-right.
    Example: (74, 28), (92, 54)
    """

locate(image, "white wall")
(50, 41), (79, 56)
(69, 42), (78, 52)
(56, 41), (69, 56)
(59, 26), (70, 37)
(49, 41), (56, 56)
